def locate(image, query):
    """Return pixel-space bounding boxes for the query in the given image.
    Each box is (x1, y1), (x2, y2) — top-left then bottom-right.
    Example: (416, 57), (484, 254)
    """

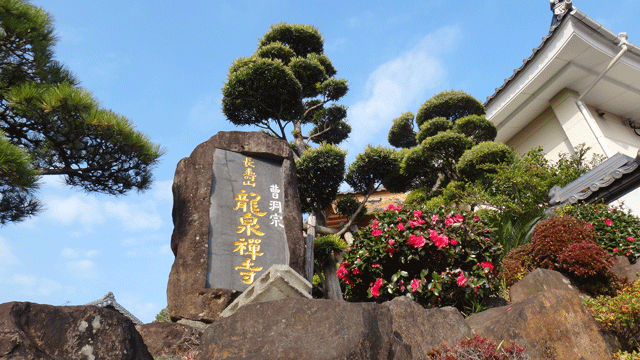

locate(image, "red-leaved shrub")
(529, 216), (597, 270)
(427, 335), (529, 359)
(556, 242), (615, 278)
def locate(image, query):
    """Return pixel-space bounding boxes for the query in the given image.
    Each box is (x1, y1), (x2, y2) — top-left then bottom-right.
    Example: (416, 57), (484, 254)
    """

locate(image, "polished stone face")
(207, 149), (288, 292)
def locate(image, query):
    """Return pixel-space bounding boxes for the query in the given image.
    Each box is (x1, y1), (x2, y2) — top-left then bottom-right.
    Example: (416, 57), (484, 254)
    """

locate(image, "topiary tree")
(386, 90), (511, 203)
(222, 22), (349, 158)
(222, 22), (350, 226)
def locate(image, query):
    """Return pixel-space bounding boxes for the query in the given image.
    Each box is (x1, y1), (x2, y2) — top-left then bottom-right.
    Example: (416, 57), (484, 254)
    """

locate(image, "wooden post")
(305, 214), (316, 285)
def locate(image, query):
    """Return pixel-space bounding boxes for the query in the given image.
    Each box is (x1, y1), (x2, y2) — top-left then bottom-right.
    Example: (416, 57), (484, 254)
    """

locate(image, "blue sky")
(2, 1), (640, 323)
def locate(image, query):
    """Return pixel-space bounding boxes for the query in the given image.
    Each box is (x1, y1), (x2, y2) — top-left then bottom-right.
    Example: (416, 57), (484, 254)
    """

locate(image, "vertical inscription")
(207, 149), (287, 291)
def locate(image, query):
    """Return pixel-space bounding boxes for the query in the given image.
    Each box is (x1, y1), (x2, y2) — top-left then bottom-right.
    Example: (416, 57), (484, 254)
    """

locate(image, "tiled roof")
(85, 291), (143, 325)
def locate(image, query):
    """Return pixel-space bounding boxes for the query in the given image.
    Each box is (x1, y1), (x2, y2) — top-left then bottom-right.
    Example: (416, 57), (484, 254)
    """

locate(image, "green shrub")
(154, 308), (171, 323)
(585, 280), (640, 352)
(388, 112), (417, 149)
(427, 335), (529, 359)
(452, 114), (497, 144)
(416, 117), (451, 143)
(335, 195), (366, 222)
(415, 90), (485, 126)
(456, 141), (514, 182)
(558, 203), (640, 262)
(339, 204), (503, 311)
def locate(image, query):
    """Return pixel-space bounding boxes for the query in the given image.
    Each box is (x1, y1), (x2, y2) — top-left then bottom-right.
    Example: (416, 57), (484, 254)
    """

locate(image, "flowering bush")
(558, 203), (640, 262)
(585, 280), (640, 353)
(338, 204), (503, 311)
(427, 335), (529, 360)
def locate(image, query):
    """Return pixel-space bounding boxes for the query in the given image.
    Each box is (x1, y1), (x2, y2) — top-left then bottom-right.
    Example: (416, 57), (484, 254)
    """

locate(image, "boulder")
(610, 255), (640, 283)
(382, 297), (472, 359)
(0, 301), (152, 360)
(199, 298), (412, 360)
(167, 131), (305, 322)
(135, 322), (201, 360)
(509, 268), (583, 303)
(466, 290), (613, 360)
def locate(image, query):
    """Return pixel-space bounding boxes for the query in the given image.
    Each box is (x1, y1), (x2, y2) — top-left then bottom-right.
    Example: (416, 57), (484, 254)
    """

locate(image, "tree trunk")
(322, 254), (343, 301)
(305, 214), (316, 284)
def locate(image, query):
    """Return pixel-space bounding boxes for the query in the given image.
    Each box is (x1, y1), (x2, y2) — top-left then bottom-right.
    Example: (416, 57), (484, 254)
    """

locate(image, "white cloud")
(119, 293), (161, 323)
(61, 248), (99, 279)
(44, 195), (106, 227)
(152, 180), (173, 202)
(0, 237), (20, 267)
(346, 25), (461, 150)
(12, 274), (63, 296)
(103, 200), (162, 231)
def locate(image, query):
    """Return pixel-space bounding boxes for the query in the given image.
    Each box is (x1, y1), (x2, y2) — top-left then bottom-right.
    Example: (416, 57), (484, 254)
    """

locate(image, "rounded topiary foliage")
(416, 117), (451, 143)
(457, 142), (515, 182)
(415, 90), (485, 126)
(400, 145), (439, 190)
(259, 22), (324, 58)
(388, 112), (417, 149)
(530, 215), (597, 270)
(452, 114), (497, 144)
(336, 195), (366, 222)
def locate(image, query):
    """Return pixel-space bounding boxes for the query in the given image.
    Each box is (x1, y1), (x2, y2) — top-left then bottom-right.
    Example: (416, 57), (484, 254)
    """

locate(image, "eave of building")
(485, 8), (640, 144)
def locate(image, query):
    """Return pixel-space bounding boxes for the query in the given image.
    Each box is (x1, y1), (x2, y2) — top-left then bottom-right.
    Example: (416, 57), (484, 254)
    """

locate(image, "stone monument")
(167, 131), (304, 322)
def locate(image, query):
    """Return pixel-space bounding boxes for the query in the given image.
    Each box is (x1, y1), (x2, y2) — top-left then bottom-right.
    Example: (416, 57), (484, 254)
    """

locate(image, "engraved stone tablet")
(207, 149), (289, 291)
(167, 131), (304, 322)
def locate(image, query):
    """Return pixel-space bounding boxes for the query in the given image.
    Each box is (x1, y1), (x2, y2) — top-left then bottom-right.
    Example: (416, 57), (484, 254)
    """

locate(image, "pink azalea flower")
(605, 219), (613, 226)
(387, 247), (395, 254)
(626, 251), (632, 257)
(411, 278), (420, 292)
(352, 267), (361, 275)
(457, 272), (467, 287)
(372, 220), (379, 229)
(628, 237), (635, 242)
(450, 238), (458, 246)
(444, 218), (455, 227)
(431, 215), (439, 222)
(387, 204), (401, 211)
(397, 222), (405, 231)
(388, 239), (395, 246)
(370, 278), (383, 297)
(407, 234), (426, 248)
(613, 248), (619, 253)
(480, 261), (495, 272)
(372, 229), (383, 237)
(473, 216), (480, 221)
(586, 223), (593, 228)
(413, 210), (423, 218)
(372, 263), (380, 268)
(336, 263), (349, 280)
(429, 229), (449, 248)
(455, 213), (464, 223)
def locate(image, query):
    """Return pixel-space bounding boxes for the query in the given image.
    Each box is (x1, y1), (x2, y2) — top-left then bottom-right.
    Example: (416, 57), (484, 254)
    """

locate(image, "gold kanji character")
(244, 157), (255, 168)
(233, 190), (249, 212)
(232, 238), (247, 255)
(248, 193), (267, 216)
(246, 238), (263, 260)
(235, 212), (265, 236)
(235, 258), (263, 284)
(243, 168), (257, 187)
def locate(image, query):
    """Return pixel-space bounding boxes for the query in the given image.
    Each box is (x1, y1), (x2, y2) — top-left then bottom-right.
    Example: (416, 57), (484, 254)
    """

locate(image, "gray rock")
(0, 301), (152, 360)
(382, 297), (472, 359)
(509, 268), (583, 303)
(135, 322), (201, 360)
(467, 290), (613, 360)
(199, 298), (412, 360)
(167, 131), (305, 322)
(610, 255), (640, 283)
